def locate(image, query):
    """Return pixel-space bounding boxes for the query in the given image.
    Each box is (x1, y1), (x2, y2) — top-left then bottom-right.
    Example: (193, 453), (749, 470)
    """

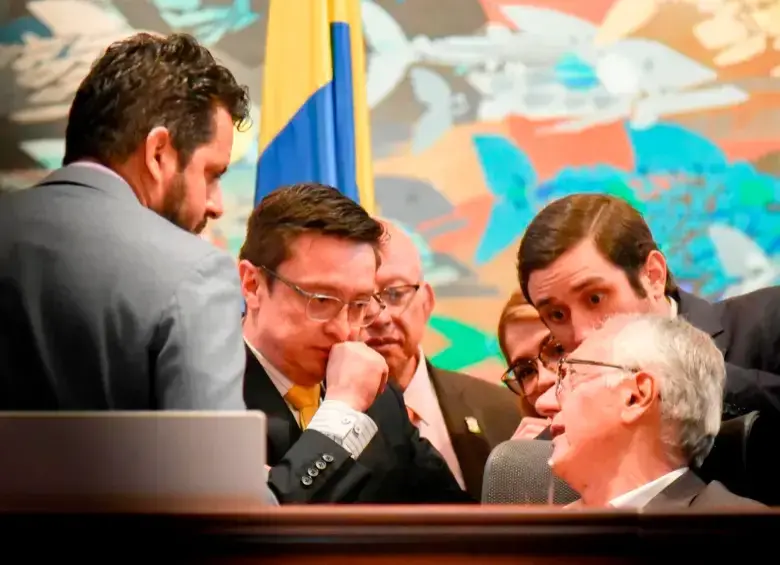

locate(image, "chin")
(548, 438), (571, 476)
(300, 358), (327, 383)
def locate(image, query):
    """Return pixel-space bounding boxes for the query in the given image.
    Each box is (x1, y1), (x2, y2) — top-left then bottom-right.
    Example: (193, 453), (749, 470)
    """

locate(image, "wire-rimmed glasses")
(258, 265), (385, 328)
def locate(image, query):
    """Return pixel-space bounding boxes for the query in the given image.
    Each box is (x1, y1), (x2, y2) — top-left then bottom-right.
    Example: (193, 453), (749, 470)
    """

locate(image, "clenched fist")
(324, 341), (389, 412)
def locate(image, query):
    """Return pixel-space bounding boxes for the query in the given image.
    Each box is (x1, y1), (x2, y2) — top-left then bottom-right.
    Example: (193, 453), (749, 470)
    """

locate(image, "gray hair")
(601, 313), (724, 467)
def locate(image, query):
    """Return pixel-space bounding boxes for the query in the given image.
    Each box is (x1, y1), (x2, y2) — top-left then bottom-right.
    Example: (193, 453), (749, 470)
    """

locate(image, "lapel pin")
(465, 416), (481, 434)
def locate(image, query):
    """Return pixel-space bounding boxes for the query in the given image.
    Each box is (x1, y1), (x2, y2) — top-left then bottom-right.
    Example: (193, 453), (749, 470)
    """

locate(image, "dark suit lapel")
(643, 470), (706, 510)
(242, 346), (301, 465)
(677, 291), (728, 353)
(427, 360), (491, 497)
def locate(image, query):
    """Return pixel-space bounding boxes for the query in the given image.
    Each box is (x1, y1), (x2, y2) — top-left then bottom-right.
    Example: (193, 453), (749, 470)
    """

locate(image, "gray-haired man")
(536, 314), (764, 509)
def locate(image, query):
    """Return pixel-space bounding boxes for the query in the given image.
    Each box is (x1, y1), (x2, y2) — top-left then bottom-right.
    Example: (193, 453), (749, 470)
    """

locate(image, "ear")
(144, 126), (178, 188)
(238, 260), (264, 310)
(620, 370), (658, 425)
(642, 250), (668, 301)
(420, 281), (436, 322)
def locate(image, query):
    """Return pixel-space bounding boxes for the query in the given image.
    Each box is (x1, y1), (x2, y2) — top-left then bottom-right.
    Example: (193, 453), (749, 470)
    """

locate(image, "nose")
(534, 378), (561, 418)
(206, 186), (224, 220)
(323, 306), (352, 342)
(535, 362), (557, 397)
(370, 302), (392, 328)
(568, 310), (601, 349)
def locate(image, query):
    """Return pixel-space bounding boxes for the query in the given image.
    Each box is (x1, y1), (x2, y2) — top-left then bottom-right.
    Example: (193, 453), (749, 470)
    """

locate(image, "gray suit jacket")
(643, 470), (765, 510)
(0, 164), (246, 410)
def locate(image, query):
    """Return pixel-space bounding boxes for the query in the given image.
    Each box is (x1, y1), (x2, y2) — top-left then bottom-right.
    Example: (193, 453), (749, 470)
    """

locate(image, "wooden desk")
(0, 499), (777, 562)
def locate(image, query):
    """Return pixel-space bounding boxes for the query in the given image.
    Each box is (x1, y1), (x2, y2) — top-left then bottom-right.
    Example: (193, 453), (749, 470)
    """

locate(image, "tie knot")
(285, 384), (321, 410)
(406, 405), (423, 426)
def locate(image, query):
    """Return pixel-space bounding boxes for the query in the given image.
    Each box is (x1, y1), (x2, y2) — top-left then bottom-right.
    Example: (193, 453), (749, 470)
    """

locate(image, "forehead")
(528, 239), (627, 305)
(377, 238), (420, 282)
(283, 233), (377, 293)
(188, 106), (233, 168)
(377, 253), (418, 283)
(503, 319), (548, 359)
(570, 330), (611, 361)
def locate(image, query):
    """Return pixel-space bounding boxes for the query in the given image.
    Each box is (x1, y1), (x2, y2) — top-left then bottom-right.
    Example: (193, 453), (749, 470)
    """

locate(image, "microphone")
(482, 439), (580, 505)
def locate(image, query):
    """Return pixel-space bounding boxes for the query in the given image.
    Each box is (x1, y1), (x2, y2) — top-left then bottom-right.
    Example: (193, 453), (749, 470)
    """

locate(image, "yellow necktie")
(285, 384), (321, 430)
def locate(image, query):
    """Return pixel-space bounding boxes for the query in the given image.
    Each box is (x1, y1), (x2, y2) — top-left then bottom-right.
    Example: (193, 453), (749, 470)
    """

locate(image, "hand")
(511, 417), (551, 440)
(324, 341), (389, 412)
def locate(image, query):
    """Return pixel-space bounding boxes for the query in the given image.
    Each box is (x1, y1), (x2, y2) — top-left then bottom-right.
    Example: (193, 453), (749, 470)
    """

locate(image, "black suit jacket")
(427, 362), (522, 499)
(243, 348), (474, 504)
(678, 289), (780, 419)
(644, 470), (765, 510)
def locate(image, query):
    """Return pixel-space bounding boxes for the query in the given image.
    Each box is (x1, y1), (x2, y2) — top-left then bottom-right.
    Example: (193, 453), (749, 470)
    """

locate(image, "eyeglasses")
(258, 265), (385, 328)
(501, 335), (564, 398)
(555, 358), (636, 398)
(376, 284), (421, 314)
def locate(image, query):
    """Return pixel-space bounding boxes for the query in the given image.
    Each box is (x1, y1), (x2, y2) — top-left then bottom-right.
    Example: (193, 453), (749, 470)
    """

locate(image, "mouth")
(365, 337), (401, 348)
(549, 423), (565, 439)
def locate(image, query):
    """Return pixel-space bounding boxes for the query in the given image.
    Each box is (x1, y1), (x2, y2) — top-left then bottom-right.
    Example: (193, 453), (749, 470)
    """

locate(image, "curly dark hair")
(63, 32), (251, 168)
(239, 183), (385, 277)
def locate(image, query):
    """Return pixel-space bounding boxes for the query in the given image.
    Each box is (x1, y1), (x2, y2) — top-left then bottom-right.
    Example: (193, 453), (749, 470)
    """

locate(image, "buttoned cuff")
(307, 400), (378, 459)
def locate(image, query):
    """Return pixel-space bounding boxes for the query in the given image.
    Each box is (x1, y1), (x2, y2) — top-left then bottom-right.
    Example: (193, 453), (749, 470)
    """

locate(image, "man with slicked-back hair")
(0, 33), (251, 409)
(517, 193), (780, 422)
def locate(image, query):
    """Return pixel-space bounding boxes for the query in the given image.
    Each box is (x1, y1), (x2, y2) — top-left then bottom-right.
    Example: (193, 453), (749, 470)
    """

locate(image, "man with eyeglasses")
(517, 193), (780, 421)
(363, 220), (522, 499)
(238, 184), (472, 504)
(535, 313), (763, 509)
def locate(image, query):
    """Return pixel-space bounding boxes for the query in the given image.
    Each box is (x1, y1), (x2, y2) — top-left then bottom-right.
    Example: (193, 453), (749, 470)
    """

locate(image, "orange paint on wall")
(478, 0), (615, 26)
(373, 121), (511, 206)
(507, 117), (636, 179)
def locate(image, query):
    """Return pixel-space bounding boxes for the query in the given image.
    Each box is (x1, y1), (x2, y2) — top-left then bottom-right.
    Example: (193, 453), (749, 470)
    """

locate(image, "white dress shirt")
(669, 296), (678, 318)
(609, 467), (688, 509)
(244, 338), (377, 458)
(403, 349), (466, 490)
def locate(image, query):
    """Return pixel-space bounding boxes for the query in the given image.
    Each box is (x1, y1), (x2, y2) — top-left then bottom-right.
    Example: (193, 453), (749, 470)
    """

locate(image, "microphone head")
(482, 439), (579, 505)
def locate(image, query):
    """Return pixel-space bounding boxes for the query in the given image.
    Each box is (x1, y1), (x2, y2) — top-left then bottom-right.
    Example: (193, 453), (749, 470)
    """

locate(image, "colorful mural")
(1, 0), (779, 383)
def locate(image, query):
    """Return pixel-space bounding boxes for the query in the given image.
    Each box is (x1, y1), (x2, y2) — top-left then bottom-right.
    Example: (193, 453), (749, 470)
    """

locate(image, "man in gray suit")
(0, 32), (251, 410)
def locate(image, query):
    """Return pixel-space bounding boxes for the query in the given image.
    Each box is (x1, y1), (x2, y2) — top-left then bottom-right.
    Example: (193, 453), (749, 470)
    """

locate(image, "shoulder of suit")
(721, 286), (780, 315)
(702, 480), (766, 507)
(99, 209), (235, 289)
(1, 177), (234, 290)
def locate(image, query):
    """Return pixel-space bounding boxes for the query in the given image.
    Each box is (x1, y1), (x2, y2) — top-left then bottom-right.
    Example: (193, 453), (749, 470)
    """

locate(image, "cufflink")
(465, 417), (481, 434)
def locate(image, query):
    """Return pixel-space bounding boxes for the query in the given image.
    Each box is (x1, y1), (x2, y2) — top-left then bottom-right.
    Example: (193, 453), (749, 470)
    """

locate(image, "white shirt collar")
(609, 467), (688, 509)
(402, 347), (431, 424)
(69, 160), (128, 183)
(668, 295), (678, 318)
(244, 336), (294, 397)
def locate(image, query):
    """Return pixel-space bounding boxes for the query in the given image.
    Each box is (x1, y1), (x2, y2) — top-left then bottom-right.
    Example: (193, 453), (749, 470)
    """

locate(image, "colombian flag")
(255, 0), (375, 213)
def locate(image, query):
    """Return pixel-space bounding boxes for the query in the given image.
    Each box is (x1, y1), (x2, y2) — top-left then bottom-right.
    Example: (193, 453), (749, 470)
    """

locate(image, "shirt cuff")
(307, 399), (378, 459)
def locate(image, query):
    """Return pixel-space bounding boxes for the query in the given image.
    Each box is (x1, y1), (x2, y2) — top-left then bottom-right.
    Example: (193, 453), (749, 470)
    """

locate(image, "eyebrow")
(380, 279), (417, 288)
(571, 276), (609, 292)
(535, 276), (608, 309)
(306, 283), (374, 299)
